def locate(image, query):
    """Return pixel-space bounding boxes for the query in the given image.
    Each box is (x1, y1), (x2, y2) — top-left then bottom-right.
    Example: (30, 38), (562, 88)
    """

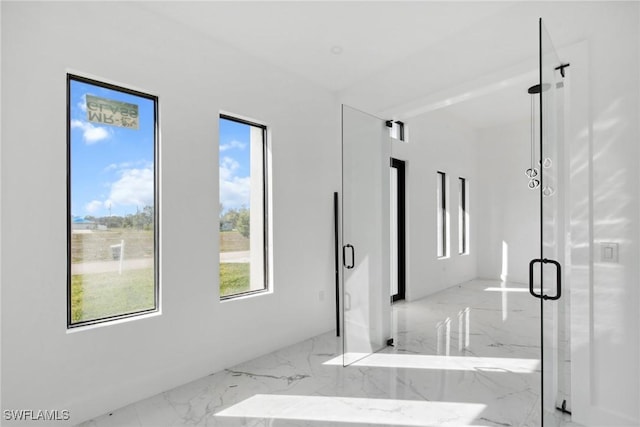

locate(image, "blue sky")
(70, 79), (251, 218)
(70, 79), (155, 218)
(219, 117), (251, 213)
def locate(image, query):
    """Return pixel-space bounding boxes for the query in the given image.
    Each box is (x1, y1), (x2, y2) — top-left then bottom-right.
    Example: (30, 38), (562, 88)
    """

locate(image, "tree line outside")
(82, 205), (154, 231)
(78, 204), (250, 236)
(219, 205), (250, 238)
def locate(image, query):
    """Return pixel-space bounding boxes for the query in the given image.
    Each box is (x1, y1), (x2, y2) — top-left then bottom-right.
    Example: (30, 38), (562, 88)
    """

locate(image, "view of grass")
(220, 230), (250, 252)
(71, 230), (249, 317)
(71, 229), (154, 263)
(219, 231), (251, 297)
(71, 268), (155, 323)
(220, 263), (250, 297)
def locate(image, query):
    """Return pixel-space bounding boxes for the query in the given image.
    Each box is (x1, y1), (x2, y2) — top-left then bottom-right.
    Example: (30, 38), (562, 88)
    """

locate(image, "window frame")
(390, 158), (406, 302)
(395, 121), (405, 142)
(437, 171), (448, 258)
(66, 74), (160, 328)
(219, 114), (269, 300)
(458, 177), (468, 255)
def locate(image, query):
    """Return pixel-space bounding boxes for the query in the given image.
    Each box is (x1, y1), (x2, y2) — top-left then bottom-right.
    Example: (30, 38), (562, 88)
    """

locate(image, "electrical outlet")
(601, 242), (619, 263)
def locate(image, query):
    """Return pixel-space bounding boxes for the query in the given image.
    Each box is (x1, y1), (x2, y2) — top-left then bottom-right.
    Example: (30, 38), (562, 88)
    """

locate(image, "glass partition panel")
(341, 105), (391, 366)
(540, 18), (566, 427)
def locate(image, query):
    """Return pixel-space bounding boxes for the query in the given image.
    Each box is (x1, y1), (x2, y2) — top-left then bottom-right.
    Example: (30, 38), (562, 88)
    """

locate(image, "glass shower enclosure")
(341, 105), (391, 367)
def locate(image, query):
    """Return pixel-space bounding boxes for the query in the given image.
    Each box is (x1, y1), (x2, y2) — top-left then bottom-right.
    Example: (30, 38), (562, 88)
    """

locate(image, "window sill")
(66, 309), (161, 334)
(220, 288), (272, 303)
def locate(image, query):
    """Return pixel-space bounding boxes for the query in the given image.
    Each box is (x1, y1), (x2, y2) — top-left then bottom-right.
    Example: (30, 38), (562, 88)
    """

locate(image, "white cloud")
(220, 140), (247, 152)
(85, 200), (104, 214)
(220, 157), (239, 179)
(71, 119), (110, 144)
(103, 161), (135, 173)
(219, 156), (250, 211)
(107, 167), (154, 209)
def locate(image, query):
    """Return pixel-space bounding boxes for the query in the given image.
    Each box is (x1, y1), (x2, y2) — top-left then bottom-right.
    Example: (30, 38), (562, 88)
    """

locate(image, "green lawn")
(71, 230), (250, 320)
(220, 263), (250, 297)
(71, 268), (155, 323)
(220, 231), (250, 297)
(71, 263), (249, 321)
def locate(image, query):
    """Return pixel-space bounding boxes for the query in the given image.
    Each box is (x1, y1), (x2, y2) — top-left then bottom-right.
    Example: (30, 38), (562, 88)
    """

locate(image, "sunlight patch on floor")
(216, 394), (488, 426)
(324, 353), (540, 373)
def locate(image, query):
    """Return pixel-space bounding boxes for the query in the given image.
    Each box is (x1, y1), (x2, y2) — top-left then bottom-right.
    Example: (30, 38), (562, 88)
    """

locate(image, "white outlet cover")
(600, 242), (619, 263)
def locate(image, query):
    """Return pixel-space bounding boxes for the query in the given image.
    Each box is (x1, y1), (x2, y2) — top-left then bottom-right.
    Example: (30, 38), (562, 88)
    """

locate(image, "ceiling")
(139, 1), (598, 129)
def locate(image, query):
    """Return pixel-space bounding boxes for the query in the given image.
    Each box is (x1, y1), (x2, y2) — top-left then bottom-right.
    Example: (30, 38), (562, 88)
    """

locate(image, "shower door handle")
(529, 259), (543, 299)
(543, 259), (562, 301)
(529, 258), (562, 300)
(343, 244), (355, 269)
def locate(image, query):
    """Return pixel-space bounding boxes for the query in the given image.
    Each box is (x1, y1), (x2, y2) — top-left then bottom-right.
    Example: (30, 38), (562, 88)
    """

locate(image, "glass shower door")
(341, 105), (391, 366)
(538, 18), (567, 427)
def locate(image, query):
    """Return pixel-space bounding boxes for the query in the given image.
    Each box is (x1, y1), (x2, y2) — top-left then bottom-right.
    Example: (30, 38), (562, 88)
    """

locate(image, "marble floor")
(80, 279), (580, 427)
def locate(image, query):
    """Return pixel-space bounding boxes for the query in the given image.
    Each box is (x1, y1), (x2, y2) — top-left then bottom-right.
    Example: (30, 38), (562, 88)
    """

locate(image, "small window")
(219, 115), (268, 299)
(387, 120), (406, 142)
(458, 177), (469, 255)
(67, 75), (158, 327)
(437, 171), (448, 258)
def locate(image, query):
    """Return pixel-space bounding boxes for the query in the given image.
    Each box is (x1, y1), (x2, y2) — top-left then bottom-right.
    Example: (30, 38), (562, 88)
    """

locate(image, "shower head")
(527, 83), (551, 94)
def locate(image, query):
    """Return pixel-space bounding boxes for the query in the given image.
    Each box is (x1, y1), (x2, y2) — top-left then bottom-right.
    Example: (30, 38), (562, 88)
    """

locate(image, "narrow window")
(397, 121), (405, 141)
(67, 75), (158, 327)
(437, 171), (447, 258)
(459, 177), (468, 255)
(388, 120), (406, 142)
(219, 115), (268, 299)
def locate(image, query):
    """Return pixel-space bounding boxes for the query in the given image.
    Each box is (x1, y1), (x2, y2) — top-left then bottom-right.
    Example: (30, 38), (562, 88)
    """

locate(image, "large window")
(67, 75), (158, 327)
(458, 177), (468, 255)
(437, 171), (448, 258)
(219, 115), (268, 299)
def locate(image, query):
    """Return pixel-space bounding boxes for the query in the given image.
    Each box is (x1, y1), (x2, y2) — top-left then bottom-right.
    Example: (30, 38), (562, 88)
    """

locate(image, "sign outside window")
(86, 95), (139, 129)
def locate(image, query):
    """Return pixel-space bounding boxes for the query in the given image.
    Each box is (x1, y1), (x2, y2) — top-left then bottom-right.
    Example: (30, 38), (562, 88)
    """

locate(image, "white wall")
(1, 2), (339, 425)
(475, 120), (539, 284)
(392, 109), (478, 301)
